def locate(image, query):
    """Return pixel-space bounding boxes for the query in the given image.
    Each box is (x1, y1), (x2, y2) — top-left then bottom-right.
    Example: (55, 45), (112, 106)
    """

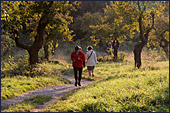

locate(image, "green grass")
(42, 60), (169, 112)
(2, 95), (52, 112)
(1, 49), (169, 112)
(1, 62), (71, 100)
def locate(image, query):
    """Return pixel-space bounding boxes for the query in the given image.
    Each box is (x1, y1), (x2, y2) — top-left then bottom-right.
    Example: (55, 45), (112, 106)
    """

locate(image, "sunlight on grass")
(1, 62), (71, 101)
(43, 60), (169, 112)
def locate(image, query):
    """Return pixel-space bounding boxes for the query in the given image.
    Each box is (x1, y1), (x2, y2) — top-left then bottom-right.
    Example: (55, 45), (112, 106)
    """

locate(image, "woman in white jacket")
(86, 46), (97, 77)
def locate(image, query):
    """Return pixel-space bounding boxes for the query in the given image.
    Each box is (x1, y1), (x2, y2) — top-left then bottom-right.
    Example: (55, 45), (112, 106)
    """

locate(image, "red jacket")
(71, 50), (85, 68)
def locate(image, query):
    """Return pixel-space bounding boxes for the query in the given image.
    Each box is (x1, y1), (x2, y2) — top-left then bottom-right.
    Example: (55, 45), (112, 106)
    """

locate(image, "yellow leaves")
(90, 35), (101, 46)
(14, 34), (18, 38)
(90, 35), (96, 42)
(55, 43), (59, 48)
(29, 31), (37, 40)
(129, 33), (134, 39)
(132, 32), (136, 35)
(20, 25), (23, 29)
(136, 27), (140, 33)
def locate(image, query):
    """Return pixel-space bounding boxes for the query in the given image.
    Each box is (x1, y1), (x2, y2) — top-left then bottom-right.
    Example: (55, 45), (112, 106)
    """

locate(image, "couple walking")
(71, 45), (97, 86)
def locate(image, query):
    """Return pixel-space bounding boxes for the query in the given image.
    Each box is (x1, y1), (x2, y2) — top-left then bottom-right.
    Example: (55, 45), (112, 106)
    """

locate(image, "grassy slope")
(1, 62), (71, 100)
(42, 61), (169, 112)
(1, 44), (169, 112)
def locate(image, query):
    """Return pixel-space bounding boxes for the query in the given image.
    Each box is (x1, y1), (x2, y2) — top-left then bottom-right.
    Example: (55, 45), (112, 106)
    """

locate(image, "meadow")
(1, 55), (71, 101)
(1, 41), (169, 112)
(2, 56), (169, 112)
(1, 1), (169, 112)
(42, 60), (169, 112)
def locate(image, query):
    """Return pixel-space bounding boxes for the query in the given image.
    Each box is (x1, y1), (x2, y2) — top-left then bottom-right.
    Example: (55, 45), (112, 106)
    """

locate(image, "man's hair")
(75, 45), (80, 50)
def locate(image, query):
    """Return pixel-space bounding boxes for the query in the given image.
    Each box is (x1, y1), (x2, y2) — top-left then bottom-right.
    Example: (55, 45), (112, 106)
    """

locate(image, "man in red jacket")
(71, 45), (85, 86)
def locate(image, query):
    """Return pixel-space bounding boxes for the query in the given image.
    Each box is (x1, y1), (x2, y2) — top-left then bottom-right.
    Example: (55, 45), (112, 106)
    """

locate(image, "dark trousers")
(73, 66), (82, 84)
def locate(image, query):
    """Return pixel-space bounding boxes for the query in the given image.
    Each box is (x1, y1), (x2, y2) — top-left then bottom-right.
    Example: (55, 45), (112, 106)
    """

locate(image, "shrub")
(97, 56), (104, 62)
(117, 52), (125, 61)
(106, 48), (113, 56)
(97, 52), (125, 62)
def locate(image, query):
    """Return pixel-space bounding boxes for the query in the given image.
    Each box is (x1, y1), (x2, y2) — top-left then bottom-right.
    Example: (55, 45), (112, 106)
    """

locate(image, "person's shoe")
(78, 82), (81, 86)
(92, 74), (94, 77)
(75, 82), (77, 86)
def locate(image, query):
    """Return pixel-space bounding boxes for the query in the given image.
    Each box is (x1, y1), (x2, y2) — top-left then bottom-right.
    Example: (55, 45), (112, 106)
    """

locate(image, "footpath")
(1, 75), (93, 112)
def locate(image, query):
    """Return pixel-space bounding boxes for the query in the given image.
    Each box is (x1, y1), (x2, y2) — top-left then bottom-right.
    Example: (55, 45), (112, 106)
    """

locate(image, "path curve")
(1, 75), (93, 112)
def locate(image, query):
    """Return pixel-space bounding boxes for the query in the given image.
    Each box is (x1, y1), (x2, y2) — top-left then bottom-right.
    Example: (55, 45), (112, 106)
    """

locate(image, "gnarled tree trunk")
(28, 49), (39, 65)
(13, 2), (54, 65)
(133, 12), (155, 68)
(14, 16), (49, 65)
(133, 42), (146, 68)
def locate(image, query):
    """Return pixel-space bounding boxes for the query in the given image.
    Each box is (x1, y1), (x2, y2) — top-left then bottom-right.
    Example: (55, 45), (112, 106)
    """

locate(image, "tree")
(1, 1), (79, 65)
(70, 1), (109, 41)
(43, 21), (75, 61)
(148, 1), (169, 57)
(132, 1), (167, 68)
(72, 12), (102, 44)
(90, 1), (138, 59)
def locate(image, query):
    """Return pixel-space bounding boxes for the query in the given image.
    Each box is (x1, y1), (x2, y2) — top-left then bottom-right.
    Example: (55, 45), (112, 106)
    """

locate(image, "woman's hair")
(87, 46), (93, 51)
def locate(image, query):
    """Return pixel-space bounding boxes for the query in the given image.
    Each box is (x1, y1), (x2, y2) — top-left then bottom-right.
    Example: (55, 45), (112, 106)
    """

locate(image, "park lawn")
(42, 60), (169, 112)
(1, 62), (71, 101)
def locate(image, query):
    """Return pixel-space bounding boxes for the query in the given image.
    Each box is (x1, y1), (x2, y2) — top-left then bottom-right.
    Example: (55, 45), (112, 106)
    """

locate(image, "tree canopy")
(1, 1), (79, 64)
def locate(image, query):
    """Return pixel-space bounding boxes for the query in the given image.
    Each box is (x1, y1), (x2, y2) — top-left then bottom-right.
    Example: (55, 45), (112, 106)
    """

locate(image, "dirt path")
(1, 75), (93, 112)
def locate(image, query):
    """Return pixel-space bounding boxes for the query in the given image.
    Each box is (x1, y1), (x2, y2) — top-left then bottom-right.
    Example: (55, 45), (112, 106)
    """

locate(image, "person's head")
(87, 46), (93, 51)
(78, 46), (82, 50)
(75, 45), (81, 51)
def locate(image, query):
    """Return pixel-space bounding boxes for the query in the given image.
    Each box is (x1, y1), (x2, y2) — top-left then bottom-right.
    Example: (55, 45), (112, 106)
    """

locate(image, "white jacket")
(86, 50), (97, 66)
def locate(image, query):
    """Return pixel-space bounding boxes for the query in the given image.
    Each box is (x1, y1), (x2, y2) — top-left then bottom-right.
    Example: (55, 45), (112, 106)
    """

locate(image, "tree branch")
(14, 30), (31, 50)
(138, 16), (145, 42)
(33, 1), (54, 49)
(144, 12), (155, 41)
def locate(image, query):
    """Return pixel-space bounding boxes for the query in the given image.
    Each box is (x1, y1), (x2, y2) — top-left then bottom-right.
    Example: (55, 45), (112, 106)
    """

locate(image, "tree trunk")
(44, 43), (49, 61)
(133, 12), (155, 68)
(12, 2), (54, 65)
(28, 49), (39, 65)
(112, 39), (119, 59)
(133, 42), (145, 68)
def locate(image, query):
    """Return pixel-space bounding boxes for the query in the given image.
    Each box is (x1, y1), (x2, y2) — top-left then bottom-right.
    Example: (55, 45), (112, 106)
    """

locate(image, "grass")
(42, 60), (169, 112)
(2, 95), (52, 112)
(1, 62), (71, 101)
(1, 46), (169, 112)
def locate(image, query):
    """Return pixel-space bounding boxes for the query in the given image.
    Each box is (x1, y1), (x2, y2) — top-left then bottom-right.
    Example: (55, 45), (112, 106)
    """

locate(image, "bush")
(1, 51), (67, 78)
(117, 52), (125, 61)
(106, 48), (113, 56)
(97, 56), (104, 62)
(97, 52), (125, 62)
(1, 51), (30, 78)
